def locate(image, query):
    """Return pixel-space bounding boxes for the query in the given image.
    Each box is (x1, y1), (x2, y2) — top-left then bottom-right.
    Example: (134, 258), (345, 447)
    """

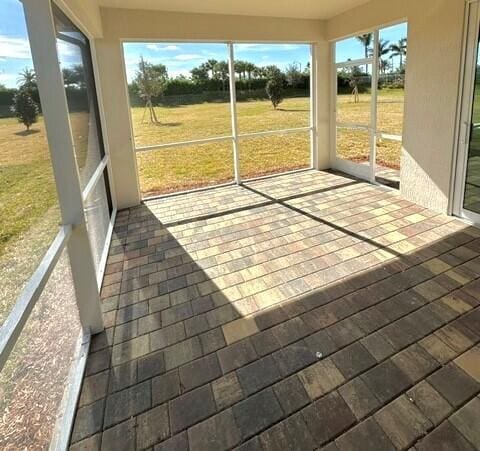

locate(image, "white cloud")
(0, 36), (31, 59)
(173, 53), (203, 61)
(146, 44), (180, 51)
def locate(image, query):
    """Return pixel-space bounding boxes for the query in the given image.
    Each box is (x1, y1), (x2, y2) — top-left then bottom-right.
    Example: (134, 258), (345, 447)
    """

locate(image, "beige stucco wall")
(327, 0), (466, 213)
(94, 8), (326, 208)
(60, 0), (103, 38)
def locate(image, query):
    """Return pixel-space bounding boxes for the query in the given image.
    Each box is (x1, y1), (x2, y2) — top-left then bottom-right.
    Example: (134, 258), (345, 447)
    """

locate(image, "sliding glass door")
(455, 0), (480, 224)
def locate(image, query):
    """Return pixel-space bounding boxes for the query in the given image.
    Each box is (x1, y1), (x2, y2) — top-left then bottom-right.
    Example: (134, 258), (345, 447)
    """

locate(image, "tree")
(285, 62), (303, 88)
(264, 65), (282, 79)
(62, 65), (85, 88)
(379, 59), (390, 74)
(265, 70), (284, 109)
(17, 67), (37, 92)
(356, 34), (372, 72)
(390, 38), (407, 71)
(213, 61), (229, 91)
(134, 56), (168, 123)
(11, 89), (39, 130)
(190, 64), (209, 83)
(234, 61), (247, 80)
(205, 59), (218, 79)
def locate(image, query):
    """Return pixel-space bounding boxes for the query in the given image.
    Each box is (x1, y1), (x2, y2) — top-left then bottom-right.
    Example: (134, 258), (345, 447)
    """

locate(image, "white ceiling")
(97, 0), (371, 20)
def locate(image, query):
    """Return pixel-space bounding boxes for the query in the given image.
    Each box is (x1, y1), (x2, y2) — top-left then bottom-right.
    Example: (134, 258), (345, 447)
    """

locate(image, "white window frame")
(119, 40), (317, 199)
(452, 0), (480, 225)
(330, 22), (407, 184)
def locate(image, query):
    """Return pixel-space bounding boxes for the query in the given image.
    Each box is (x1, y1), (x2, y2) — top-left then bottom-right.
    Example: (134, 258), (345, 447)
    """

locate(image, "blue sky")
(0, 0), (407, 88)
(336, 22), (408, 67)
(122, 42), (311, 83)
(0, 0), (82, 88)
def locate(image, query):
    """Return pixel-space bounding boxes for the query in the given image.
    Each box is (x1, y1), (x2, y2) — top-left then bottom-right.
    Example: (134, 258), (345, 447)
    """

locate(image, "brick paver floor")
(70, 170), (480, 451)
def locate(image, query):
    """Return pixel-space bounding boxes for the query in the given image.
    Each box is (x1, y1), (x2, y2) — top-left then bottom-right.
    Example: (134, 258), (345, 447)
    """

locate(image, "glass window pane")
(377, 22), (407, 135)
(464, 36), (480, 214)
(53, 6), (105, 189)
(0, 249), (82, 449)
(84, 171), (111, 271)
(336, 127), (370, 163)
(136, 141), (235, 197)
(234, 43), (311, 134)
(0, 1), (61, 326)
(123, 43), (232, 147)
(335, 33), (374, 63)
(239, 132), (310, 179)
(337, 65), (372, 126)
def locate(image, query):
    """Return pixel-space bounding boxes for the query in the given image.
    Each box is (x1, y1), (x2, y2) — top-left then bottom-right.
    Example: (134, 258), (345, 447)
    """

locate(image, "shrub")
(11, 89), (39, 130)
(265, 77), (284, 109)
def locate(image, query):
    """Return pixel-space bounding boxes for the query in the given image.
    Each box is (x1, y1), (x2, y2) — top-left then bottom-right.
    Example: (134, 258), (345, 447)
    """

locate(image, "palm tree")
(17, 68), (36, 92)
(245, 62), (256, 81)
(234, 61), (246, 80)
(205, 59), (218, 79)
(356, 34), (372, 72)
(214, 61), (229, 91)
(379, 59), (390, 75)
(389, 38), (407, 71)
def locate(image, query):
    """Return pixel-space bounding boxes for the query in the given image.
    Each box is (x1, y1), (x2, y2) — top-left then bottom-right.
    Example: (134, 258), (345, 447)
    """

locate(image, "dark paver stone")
(104, 380), (151, 428)
(374, 395), (432, 449)
(108, 361), (137, 393)
(233, 387), (284, 440)
(273, 375), (310, 415)
(428, 363), (479, 407)
(164, 337), (203, 370)
(259, 411), (317, 451)
(179, 353), (222, 391)
(301, 391), (355, 446)
(152, 370), (181, 405)
(136, 404), (170, 450)
(406, 381), (453, 426)
(416, 421), (475, 451)
(391, 343), (440, 383)
(251, 329), (281, 356)
(237, 355), (282, 396)
(361, 360), (411, 404)
(335, 417), (395, 451)
(199, 327), (226, 354)
(338, 377), (380, 421)
(86, 347), (111, 376)
(188, 408), (241, 451)
(154, 432), (188, 451)
(79, 371), (109, 407)
(212, 372), (244, 410)
(138, 350), (165, 381)
(71, 399), (105, 443)
(217, 338), (257, 374)
(272, 340), (316, 377)
(169, 384), (217, 434)
(101, 418), (135, 451)
(331, 342), (376, 379)
(449, 396), (480, 448)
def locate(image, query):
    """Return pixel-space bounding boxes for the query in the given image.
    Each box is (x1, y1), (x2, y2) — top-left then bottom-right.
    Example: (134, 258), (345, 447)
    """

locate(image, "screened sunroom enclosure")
(1, 0), (480, 449)
(123, 42), (316, 197)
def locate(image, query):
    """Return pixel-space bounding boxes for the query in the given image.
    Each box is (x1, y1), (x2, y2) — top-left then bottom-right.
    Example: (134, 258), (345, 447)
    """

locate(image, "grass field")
(133, 90), (404, 195)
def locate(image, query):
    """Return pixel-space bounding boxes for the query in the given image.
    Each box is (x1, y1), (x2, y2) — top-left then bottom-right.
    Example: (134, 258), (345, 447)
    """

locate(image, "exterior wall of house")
(60, 0), (103, 38)
(326, 0), (467, 213)
(94, 8), (326, 208)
